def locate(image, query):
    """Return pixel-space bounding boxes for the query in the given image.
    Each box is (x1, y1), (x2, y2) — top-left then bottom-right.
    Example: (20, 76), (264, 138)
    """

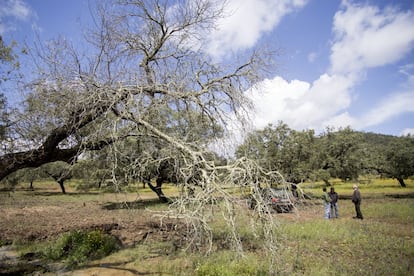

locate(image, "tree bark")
(396, 177), (406, 188)
(0, 133), (121, 181)
(147, 176), (170, 203)
(323, 178), (331, 186)
(58, 179), (66, 194)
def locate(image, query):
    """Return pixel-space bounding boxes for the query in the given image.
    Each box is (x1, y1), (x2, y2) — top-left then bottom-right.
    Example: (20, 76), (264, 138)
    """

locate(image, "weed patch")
(43, 230), (120, 267)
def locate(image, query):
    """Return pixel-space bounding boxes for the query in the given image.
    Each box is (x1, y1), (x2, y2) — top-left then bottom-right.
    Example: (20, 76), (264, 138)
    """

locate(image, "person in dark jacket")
(352, 185), (363, 219)
(329, 187), (339, 218)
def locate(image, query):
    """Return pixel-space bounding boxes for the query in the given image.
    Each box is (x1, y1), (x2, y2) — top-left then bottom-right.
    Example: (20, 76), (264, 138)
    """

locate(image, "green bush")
(44, 230), (120, 267)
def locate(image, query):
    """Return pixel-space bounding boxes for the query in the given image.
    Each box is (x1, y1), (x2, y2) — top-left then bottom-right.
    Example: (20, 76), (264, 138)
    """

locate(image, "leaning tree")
(0, 0), (293, 270)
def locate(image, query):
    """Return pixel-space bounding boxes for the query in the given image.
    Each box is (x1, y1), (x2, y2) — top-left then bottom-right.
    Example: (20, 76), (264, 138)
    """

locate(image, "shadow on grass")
(339, 193), (414, 200)
(30, 191), (101, 197)
(385, 192), (414, 199)
(0, 187), (102, 197)
(102, 198), (165, 210)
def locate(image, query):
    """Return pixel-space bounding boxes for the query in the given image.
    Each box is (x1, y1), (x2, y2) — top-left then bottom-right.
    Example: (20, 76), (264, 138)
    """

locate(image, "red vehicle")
(249, 186), (294, 213)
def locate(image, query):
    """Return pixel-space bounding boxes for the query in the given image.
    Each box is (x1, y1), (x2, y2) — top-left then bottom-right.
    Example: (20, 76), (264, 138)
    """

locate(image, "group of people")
(322, 185), (363, 220)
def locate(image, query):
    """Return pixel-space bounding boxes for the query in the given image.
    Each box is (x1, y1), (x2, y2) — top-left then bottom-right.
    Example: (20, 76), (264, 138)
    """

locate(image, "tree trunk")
(142, 177), (152, 189)
(58, 180), (66, 194)
(323, 178), (331, 186)
(147, 177), (169, 203)
(396, 177), (406, 188)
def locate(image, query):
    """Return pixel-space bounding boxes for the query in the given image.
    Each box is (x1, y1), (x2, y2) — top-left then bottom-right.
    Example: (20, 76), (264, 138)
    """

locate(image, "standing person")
(329, 187), (339, 218)
(322, 187), (331, 219)
(352, 185), (363, 220)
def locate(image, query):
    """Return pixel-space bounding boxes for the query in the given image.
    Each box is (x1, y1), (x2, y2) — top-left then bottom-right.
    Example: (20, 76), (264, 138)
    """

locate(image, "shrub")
(44, 230), (120, 267)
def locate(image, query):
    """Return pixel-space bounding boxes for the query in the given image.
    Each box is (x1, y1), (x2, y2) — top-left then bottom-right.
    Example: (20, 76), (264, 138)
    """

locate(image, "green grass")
(89, 198), (413, 275)
(119, 179), (414, 275)
(278, 208), (413, 275)
(301, 178), (414, 198)
(4, 178), (414, 275)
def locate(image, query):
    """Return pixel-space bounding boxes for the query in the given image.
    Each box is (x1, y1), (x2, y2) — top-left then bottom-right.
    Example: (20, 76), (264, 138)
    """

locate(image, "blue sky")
(1, 0), (414, 137)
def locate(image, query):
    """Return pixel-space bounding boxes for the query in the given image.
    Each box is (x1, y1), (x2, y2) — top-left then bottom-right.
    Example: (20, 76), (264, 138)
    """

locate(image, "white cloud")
(323, 112), (356, 129)
(356, 91), (414, 129)
(247, 77), (309, 129)
(204, 0), (308, 58)
(9, 0), (30, 19)
(0, 0), (32, 34)
(330, 1), (414, 74)
(247, 73), (354, 132)
(244, 0), (414, 136)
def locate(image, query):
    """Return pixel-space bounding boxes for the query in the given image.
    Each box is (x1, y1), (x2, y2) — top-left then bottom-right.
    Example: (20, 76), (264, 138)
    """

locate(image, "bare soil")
(0, 189), (180, 247)
(0, 185), (319, 247)
(0, 184), (319, 275)
(0, 183), (195, 275)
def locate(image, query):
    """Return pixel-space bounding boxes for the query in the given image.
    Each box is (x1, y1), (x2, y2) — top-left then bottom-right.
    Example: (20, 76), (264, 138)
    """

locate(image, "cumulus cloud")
(356, 91), (414, 129)
(323, 86), (414, 131)
(0, 0), (32, 34)
(245, 0), (414, 134)
(246, 77), (309, 129)
(247, 73), (354, 132)
(203, 0), (308, 58)
(330, 1), (414, 74)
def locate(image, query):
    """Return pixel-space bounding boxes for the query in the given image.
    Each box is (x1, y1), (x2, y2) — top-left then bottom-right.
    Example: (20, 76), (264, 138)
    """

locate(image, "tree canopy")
(1, 0), (287, 260)
(236, 123), (414, 187)
(0, 0), (268, 181)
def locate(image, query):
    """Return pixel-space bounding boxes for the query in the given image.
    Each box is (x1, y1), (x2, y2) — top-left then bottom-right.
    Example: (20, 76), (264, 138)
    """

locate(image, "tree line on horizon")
(235, 122), (414, 188)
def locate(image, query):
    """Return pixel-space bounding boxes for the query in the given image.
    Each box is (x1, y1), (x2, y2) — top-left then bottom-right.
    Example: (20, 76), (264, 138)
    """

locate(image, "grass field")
(0, 178), (413, 275)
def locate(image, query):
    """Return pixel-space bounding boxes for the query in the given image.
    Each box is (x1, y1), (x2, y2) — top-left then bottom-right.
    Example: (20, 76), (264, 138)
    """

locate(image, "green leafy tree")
(359, 132), (413, 187)
(0, 35), (19, 81)
(0, 35), (18, 141)
(316, 127), (364, 185)
(41, 161), (73, 194)
(236, 122), (289, 171)
(279, 129), (316, 183)
(384, 135), (414, 187)
(236, 122), (317, 184)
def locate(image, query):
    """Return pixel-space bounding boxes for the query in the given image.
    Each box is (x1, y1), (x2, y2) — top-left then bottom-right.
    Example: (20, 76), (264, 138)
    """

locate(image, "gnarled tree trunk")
(396, 177), (406, 188)
(147, 176), (170, 203)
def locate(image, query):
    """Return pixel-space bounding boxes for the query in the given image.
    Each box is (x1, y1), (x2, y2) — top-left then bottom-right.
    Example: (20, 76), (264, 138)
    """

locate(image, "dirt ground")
(0, 184), (320, 275)
(0, 189), (181, 247)
(0, 184), (316, 246)
(0, 184), (196, 275)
